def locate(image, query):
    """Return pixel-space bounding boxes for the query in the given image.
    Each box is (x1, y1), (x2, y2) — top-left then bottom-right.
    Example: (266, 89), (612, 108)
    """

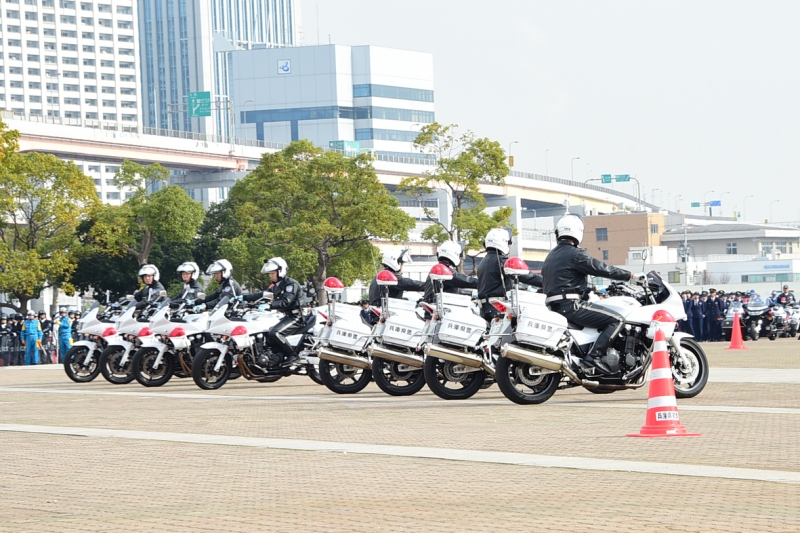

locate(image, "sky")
(300, 0), (800, 224)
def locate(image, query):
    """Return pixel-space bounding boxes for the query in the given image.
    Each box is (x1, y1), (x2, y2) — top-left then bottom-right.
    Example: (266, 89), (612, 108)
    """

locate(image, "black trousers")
(266, 315), (305, 358)
(550, 300), (625, 357)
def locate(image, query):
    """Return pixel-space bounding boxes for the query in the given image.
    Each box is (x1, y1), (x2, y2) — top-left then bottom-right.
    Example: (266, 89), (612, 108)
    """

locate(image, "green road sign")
(614, 174), (630, 182)
(601, 174), (612, 184)
(188, 91), (211, 118)
(329, 140), (361, 157)
(690, 202), (701, 208)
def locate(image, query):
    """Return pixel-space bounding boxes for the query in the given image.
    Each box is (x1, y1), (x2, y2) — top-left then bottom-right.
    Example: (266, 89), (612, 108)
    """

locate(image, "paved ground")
(1, 338), (799, 532)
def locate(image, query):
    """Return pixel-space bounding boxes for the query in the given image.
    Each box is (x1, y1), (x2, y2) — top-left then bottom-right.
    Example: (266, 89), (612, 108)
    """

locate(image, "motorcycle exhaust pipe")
(500, 343), (563, 371)
(367, 343), (423, 368)
(316, 347), (371, 370)
(424, 344), (483, 368)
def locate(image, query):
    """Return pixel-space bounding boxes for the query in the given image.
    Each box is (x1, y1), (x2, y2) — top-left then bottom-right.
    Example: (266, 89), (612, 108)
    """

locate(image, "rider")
(56, 307), (73, 363)
(171, 262), (203, 308)
(541, 214), (637, 375)
(193, 260), (242, 311)
(134, 264), (166, 310)
(368, 249), (425, 307)
(777, 285), (796, 306)
(259, 257), (305, 367)
(422, 241), (478, 304)
(21, 310), (43, 365)
(477, 228), (543, 321)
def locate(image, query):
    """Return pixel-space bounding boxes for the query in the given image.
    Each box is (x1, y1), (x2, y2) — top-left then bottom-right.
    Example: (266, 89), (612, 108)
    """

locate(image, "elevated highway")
(5, 113), (653, 216)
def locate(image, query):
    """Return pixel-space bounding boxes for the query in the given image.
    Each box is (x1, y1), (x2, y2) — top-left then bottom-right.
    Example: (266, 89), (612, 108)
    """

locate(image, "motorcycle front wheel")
(99, 345), (135, 384)
(318, 360), (372, 394)
(63, 346), (101, 383)
(132, 347), (175, 387)
(671, 337), (709, 399)
(749, 323), (760, 341)
(371, 357), (426, 396)
(423, 356), (485, 400)
(306, 364), (323, 385)
(191, 348), (231, 390)
(495, 357), (560, 405)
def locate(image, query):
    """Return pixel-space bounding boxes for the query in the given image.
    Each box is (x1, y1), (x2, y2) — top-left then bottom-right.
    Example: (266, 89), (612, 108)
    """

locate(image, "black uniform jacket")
(368, 270), (425, 306)
(134, 281), (166, 309)
(477, 249), (542, 301)
(422, 262), (478, 303)
(199, 278), (243, 309)
(268, 276), (303, 316)
(541, 240), (630, 298)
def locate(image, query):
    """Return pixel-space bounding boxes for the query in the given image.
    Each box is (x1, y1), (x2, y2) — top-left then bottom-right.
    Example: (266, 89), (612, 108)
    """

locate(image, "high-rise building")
(0, 0), (142, 130)
(137, 0), (299, 138)
(231, 44), (435, 160)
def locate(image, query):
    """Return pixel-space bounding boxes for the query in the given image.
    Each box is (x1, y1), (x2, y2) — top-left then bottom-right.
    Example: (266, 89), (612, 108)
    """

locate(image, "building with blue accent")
(137, 0), (298, 137)
(230, 44), (435, 160)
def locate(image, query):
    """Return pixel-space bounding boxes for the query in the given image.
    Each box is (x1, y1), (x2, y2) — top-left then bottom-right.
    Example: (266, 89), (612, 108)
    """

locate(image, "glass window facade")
(353, 84), (434, 102)
(354, 107), (435, 123)
(355, 128), (420, 142)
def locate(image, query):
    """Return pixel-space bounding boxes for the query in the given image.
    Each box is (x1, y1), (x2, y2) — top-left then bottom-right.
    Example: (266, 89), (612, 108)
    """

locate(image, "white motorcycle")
(495, 257), (709, 405)
(63, 300), (131, 383)
(98, 293), (164, 384)
(130, 295), (208, 387)
(315, 277), (375, 394)
(191, 296), (322, 390)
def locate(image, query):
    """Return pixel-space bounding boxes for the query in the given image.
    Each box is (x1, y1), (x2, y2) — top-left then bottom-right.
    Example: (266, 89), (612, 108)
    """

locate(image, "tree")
(87, 160), (206, 266)
(0, 118), (99, 313)
(221, 140), (415, 303)
(398, 123), (514, 265)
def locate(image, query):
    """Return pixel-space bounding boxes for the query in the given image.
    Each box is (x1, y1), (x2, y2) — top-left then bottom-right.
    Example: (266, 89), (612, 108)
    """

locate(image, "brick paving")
(0, 338), (799, 532)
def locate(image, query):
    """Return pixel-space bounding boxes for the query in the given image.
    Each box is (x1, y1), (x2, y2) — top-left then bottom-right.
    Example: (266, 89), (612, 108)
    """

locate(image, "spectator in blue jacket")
(21, 310), (43, 365)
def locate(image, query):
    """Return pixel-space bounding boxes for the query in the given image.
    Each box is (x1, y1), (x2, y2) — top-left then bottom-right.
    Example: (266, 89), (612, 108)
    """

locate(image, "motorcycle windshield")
(727, 302), (743, 317)
(645, 270), (671, 303)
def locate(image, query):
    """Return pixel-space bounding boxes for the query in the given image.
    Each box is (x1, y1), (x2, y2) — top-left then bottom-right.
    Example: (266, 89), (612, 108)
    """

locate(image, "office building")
(231, 44), (435, 160)
(137, 0), (299, 138)
(0, 0), (141, 129)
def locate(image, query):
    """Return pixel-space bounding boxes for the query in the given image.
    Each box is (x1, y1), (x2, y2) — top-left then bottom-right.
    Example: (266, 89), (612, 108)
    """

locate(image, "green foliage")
(0, 124), (99, 312)
(218, 140), (414, 302)
(193, 199), (238, 271)
(398, 123), (513, 259)
(87, 160), (205, 265)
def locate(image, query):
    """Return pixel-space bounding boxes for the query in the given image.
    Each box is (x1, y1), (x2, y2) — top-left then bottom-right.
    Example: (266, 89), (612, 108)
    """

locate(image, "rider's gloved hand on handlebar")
(192, 304), (206, 313)
(632, 272), (647, 285)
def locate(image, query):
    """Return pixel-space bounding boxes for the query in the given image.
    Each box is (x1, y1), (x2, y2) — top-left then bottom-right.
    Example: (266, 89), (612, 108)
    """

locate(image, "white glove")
(192, 304), (206, 313)
(633, 272), (647, 285)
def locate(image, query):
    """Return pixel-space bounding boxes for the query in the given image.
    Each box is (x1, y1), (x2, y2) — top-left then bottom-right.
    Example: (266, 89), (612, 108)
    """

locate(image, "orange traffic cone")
(628, 327), (700, 438)
(725, 312), (748, 350)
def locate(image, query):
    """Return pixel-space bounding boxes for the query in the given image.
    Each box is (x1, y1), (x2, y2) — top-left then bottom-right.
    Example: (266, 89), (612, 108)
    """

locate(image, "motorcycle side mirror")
(641, 248), (649, 261)
(159, 290), (168, 298)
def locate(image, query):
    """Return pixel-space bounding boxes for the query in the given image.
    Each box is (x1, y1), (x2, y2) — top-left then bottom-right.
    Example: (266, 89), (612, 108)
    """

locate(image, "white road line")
(1, 423), (799, 485)
(2, 386), (800, 415)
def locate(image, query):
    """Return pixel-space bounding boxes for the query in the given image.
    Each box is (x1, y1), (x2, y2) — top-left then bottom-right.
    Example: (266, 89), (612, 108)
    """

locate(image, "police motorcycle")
(723, 297), (770, 341)
(787, 304), (800, 338)
(63, 299), (132, 382)
(191, 294), (322, 390)
(314, 277), (375, 394)
(492, 257), (709, 405)
(129, 293), (208, 387)
(98, 291), (167, 384)
(768, 303), (788, 340)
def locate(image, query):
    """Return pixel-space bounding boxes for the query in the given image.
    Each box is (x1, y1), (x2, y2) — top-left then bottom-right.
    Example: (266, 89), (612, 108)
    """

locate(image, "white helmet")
(262, 257), (288, 278)
(382, 249), (412, 272)
(555, 214), (584, 245)
(437, 241), (462, 267)
(176, 261), (200, 281)
(138, 264), (160, 282)
(484, 228), (512, 255)
(206, 259), (233, 279)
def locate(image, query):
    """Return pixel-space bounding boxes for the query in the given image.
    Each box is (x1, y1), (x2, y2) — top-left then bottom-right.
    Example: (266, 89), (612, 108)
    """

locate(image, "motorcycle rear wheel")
(191, 348), (231, 390)
(495, 357), (560, 405)
(318, 360), (371, 394)
(423, 356), (485, 400)
(63, 346), (101, 383)
(132, 347), (175, 387)
(99, 345), (135, 384)
(672, 338), (709, 399)
(749, 323), (760, 341)
(371, 357), (426, 396)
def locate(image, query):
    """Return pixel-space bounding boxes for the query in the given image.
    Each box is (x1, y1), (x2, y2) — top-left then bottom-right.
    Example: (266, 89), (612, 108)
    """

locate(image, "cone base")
(627, 424), (700, 438)
(725, 346), (748, 350)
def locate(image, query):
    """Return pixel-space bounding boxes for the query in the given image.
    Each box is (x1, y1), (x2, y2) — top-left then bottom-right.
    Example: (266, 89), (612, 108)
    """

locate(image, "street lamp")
(675, 194), (683, 212)
(508, 141), (518, 167)
(571, 157), (580, 181)
(770, 200), (780, 223)
(743, 195), (754, 220)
